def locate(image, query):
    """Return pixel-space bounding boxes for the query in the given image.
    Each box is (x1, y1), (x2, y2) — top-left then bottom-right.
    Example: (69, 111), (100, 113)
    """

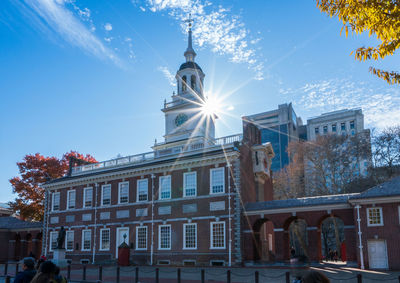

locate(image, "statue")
(56, 226), (66, 249)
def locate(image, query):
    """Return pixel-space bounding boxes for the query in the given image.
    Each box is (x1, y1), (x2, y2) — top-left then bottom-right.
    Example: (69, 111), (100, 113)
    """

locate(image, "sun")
(201, 95), (222, 118)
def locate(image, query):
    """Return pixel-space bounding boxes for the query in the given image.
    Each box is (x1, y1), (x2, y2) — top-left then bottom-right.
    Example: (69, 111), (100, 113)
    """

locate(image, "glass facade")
(261, 124), (289, 172)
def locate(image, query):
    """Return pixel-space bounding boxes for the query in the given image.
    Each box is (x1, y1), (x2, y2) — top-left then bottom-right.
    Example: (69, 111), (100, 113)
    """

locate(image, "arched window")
(191, 75), (196, 90)
(182, 76), (187, 92)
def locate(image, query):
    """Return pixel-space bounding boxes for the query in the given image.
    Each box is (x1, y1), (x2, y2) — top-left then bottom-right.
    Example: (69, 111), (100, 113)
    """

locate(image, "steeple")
(184, 14), (196, 62)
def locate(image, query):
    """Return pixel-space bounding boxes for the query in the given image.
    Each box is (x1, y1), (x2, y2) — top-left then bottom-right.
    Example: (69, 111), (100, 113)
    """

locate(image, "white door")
(368, 240), (388, 269)
(116, 227), (129, 258)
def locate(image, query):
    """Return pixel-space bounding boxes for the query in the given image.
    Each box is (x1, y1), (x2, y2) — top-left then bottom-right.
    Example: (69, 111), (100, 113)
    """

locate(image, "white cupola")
(155, 17), (216, 148)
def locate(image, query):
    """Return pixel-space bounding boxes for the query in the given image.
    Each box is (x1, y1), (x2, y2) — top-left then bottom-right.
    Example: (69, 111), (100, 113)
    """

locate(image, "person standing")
(14, 257), (37, 283)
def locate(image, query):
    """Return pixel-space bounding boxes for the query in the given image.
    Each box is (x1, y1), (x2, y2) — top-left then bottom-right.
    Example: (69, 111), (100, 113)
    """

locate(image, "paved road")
(1, 263), (399, 283)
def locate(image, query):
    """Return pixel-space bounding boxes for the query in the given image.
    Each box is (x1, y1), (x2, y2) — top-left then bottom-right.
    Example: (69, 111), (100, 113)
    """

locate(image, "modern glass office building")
(244, 103), (302, 172)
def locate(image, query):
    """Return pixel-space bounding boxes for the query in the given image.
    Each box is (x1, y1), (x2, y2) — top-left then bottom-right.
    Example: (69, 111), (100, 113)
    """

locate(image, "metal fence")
(1, 262), (400, 283)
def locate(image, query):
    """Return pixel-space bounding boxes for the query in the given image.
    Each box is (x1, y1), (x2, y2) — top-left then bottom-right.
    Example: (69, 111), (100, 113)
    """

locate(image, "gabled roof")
(351, 175), (400, 199)
(0, 217), (42, 230)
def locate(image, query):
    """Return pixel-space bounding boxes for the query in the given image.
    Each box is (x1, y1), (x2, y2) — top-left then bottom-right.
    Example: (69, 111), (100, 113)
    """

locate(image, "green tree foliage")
(317, 0), (400, 84)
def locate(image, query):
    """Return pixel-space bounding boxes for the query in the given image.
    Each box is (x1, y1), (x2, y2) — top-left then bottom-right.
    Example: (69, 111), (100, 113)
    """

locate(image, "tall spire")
(184, 14), (196, 62)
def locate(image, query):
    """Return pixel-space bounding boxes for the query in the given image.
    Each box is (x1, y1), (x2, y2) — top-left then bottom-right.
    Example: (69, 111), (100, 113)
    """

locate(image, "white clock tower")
(154, 19), (216, 154)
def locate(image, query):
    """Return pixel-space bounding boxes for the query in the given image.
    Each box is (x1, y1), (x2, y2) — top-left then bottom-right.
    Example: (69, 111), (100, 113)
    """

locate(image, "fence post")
(177, 268), (181, 283)
(5, 275), (10, 283)
(285, 271), (290, 283)
(15, 263), (19, 275)
(201, 269), (205, 283)
(83, 264), (87, 281)
(155, 267), (159, 283)
(135, 267), (139, 283)
(4, 262), (8, 276)
(67, 264), (71, 280)
(227, 270), (231, 283)
(98, 265), (102, 281)
(116, 266), (120, 283)
(357, 273), (362, 283)
(255, 271), (259, 283)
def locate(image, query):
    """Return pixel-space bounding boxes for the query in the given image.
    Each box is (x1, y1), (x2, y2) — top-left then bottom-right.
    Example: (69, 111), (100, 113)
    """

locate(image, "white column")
(355, 205), (365, 269)
(227, 163), (232, 267)
(151, 174), (155, 265)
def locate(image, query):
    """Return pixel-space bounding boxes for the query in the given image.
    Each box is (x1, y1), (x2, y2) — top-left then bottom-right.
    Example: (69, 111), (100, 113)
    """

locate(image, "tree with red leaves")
(9, 151), (96, 221)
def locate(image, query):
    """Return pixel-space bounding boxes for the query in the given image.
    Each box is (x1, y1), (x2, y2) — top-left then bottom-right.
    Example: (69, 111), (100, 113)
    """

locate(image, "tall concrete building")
(307, 108), (365, 141)
(243, 103), (302, 172)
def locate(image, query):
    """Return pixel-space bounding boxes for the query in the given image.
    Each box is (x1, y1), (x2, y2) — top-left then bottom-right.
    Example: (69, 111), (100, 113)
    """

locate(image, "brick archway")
(252, 218), (275, 262)
(318, 215), (345, 262)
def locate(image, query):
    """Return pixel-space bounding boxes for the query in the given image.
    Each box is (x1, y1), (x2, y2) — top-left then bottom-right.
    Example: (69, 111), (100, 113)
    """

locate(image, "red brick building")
(42, 26), (275, 267)
(0, 215), (42, 262)
(41, 26), (400, 270)
(244, 176), (400, 270)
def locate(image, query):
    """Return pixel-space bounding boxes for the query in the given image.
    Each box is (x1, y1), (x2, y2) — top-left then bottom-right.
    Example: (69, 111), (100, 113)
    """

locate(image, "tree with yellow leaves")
(317, 0), (400, 84)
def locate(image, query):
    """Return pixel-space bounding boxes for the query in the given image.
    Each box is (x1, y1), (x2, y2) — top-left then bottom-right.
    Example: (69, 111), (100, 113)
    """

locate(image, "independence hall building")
(42, 26), (274, 266)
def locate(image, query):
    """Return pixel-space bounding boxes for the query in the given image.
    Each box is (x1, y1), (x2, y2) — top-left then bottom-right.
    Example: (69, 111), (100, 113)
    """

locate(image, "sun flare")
(201, 94), (222, 118)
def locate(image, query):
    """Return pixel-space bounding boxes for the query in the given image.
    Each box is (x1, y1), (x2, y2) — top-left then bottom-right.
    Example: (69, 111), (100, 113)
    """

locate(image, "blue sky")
(1, 0), (399, 202)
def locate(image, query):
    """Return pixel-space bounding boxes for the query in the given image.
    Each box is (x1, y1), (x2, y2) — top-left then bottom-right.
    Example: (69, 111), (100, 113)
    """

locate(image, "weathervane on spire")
(184, 13), (193, 30)
(183, 13), (196, 62)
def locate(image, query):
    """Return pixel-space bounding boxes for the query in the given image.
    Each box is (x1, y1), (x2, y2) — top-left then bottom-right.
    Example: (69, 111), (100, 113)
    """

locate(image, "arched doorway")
(253, 219), (275, 261)
(14, 234), (21, 261)
(26, 234), (32, 258)
(320, 216), (345, 262)
(285, 218), (308, 261)
(34, 233), (42, 258)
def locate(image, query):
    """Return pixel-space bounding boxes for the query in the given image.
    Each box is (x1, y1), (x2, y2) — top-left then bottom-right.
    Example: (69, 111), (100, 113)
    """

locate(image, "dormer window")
(191, 75), (196, 91)
(182, 76), (187, 92)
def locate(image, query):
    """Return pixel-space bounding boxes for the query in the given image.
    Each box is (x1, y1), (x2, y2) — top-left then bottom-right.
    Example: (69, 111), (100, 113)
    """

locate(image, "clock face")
(175, 113), (188, 127)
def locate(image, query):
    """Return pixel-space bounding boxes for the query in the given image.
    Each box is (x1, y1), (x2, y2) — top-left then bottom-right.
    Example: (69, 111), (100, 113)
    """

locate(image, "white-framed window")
(136, 226), (147, 250)
(183, 172), (197, 197)
(159, 176), (171, 200)
(367, 207), (384, 226)
(99, 228), (110, 251)
(52, 192), (60, 211)
(101, 184), (111, 206)
(67, 190), (76, 210)
(210, 221), (225, 249)
(183, 223), (197, 249)
(65, 231), (74, 251)
(49, 231), (58, 251)
(118, 182), (129, 204)
(158, 225), (171, 250)
(83, 187), (93, 208)
(81, 229), (91, 251)
(137, 179), (148, 202)
(210, 168), (225, 194)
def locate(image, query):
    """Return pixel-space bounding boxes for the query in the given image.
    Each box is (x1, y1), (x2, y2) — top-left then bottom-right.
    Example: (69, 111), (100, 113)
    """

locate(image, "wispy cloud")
(144, 0), (264, 80)
(281, 78), (400, 130)
(158, 66), (176, 87)
(104, 22), (112, 31)
(16, 0), (120, 66)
